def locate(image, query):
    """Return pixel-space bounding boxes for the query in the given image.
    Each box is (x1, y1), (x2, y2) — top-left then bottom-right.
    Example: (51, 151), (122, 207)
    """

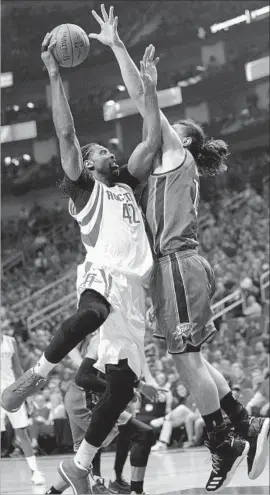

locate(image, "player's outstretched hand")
(89, 4), (121, 47)
(41, 32), (59, 76)
(140, 44), (159, 90)
(139, 381), (168, 402)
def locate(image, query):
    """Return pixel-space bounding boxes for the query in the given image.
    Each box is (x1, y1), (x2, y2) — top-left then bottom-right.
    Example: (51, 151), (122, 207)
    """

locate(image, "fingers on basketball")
(41, 32), (51, 51)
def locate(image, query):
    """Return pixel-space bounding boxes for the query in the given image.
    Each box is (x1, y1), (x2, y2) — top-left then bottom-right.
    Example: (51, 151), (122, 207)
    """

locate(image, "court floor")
(0, 447), (269, 495)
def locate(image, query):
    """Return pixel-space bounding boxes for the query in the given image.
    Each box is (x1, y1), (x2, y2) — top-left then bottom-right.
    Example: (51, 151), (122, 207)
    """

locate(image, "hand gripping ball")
(51, 24), (90, 68)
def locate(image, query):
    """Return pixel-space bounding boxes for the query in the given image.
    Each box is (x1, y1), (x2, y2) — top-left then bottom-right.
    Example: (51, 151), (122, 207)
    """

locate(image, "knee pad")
(138, 425), (154, 445)
(109, 381), (134, 410)
(61, 306), (107, 342)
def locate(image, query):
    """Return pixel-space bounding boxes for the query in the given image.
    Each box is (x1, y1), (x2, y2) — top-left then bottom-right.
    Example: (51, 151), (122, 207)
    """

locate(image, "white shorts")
(1, 403), (29, 431)
(77, 262), (146, 379)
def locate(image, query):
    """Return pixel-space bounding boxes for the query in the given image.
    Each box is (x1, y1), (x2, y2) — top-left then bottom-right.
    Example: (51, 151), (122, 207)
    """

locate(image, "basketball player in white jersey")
(1, 333), (44, 485)
(46, 333), (155, 495)
(2, 31), (161, 494)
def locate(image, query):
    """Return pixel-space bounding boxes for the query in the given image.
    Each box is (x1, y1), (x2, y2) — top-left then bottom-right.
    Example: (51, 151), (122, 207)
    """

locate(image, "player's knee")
(15, 427), (27, 438)
(61, 305), (108, 341)
(139, 424), (154, 446)
(110, 380), (134, 409)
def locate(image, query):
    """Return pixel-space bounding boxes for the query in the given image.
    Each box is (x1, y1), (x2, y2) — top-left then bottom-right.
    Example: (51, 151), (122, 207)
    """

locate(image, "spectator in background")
(242, 295), (262, 318)
(246, 375), (270, 417)
(34, 251), (48, 274)
(254, 341), (268, 369)
(47, 393), (66, 422)
(151, 383), (195, 451)
(231, 362), (252, 389)
(184, 409), (205, 448)
(17, 342), (36, 372)
(29, 393), (52, 452)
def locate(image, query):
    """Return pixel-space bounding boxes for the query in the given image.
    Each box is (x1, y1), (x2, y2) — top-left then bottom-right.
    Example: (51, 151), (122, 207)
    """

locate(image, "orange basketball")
(51, 24), (90, 68)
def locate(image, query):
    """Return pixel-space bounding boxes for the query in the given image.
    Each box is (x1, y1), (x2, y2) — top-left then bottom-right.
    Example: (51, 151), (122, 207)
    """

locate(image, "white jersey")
(69, 180), (153, 282)
(1, 335), (15, 389)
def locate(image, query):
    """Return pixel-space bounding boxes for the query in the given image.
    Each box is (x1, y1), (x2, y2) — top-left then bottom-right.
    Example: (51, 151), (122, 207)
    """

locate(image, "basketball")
(51, 24), (90, 68)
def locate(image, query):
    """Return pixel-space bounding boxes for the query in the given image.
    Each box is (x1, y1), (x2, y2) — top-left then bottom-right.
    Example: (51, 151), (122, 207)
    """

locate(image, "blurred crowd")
(1, 1), (266, 81)
(1, 143), (269, 456)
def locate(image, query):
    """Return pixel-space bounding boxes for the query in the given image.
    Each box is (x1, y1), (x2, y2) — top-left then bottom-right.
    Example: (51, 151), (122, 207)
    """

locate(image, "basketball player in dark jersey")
(89, 5), (270, 492)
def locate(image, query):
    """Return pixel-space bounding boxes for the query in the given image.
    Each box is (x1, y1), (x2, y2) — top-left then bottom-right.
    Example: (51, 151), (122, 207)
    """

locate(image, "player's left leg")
(204, 358), (270, 480)
(15, 427), (45, 485)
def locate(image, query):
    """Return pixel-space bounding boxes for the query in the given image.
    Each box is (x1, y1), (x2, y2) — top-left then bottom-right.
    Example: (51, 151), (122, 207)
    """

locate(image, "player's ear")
(182, 136), (192, 147)
(84, 159), (94, 170)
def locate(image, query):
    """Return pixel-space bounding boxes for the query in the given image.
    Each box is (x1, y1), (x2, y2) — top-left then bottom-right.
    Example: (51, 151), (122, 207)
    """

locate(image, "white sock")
(26, 455), (38, 472)
(34, 354), (55, 378)
(74, 440), (99, 470)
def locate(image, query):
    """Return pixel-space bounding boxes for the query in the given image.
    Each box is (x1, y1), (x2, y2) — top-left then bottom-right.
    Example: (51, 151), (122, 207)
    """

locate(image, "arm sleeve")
(61, 168), (95, 212)
(75, 357), (106, 393)
(115, 165), (140, 191)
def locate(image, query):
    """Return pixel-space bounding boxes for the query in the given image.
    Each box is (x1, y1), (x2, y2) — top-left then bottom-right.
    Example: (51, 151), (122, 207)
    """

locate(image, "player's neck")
(95, 173), (114, 188)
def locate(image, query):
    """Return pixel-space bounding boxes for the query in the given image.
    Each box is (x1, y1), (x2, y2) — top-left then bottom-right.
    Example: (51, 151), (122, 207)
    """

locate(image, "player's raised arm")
(89, 5), (184, 154)
(41, 33), (83, 181)
(126, 52), (161, 182)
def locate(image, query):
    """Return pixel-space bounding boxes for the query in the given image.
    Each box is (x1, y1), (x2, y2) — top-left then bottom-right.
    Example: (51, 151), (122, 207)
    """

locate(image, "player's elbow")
(146, 131), (161, 154)
(59, 126), (76, 142)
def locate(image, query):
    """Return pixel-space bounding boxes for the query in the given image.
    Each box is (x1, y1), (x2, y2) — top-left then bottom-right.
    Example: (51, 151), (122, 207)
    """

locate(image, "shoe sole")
(58, 461), (79, 495)
(249, 417), (270, 480)
(206, 441), (250, 493)
(109, 488), (130, 494)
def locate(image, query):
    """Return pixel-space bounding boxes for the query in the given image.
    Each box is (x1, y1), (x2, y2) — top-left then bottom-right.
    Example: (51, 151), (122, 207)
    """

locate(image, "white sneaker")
(151, 441), (167, 451)
(31, 470), (45, 485)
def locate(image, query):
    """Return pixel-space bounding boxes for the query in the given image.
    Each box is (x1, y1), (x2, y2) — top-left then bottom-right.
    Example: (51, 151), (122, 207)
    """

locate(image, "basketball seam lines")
(54, 25), (61, 64)
(66, 24), (73, 68)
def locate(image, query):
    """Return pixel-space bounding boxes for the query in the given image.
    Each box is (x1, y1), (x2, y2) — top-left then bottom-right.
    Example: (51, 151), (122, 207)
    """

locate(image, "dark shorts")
(150, 251), (216, 354)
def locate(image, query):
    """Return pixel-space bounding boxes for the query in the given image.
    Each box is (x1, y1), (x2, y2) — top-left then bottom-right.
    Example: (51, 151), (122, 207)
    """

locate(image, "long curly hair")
(175, 119), (229, 176)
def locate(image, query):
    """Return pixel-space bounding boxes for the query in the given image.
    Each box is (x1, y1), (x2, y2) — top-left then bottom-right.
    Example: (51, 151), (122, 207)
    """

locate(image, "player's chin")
(110, 165), (119, 177)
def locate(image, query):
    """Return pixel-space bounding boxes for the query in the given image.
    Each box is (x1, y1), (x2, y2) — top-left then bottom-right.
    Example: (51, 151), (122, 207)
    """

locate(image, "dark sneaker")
(58, 459), (91, 494)
(109, 478), (131, 494)
(91, 475), (109, 494)
(205, 436), (249, 492)
(245, 417), (270, 479)
(1, 368), (46, 412)
(45, 485), (68, 494)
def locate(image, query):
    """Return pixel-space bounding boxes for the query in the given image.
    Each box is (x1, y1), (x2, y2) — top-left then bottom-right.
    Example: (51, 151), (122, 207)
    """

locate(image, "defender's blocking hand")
(89, 4), (121, 47)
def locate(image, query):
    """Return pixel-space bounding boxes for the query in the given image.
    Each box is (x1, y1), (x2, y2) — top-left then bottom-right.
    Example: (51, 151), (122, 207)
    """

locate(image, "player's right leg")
(204, 358), (270, 480)
(3, 404), (45, 485)
(58, 361), (135, 495)
(46, 383), (109, 495)
(1, 289), (110, 413)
